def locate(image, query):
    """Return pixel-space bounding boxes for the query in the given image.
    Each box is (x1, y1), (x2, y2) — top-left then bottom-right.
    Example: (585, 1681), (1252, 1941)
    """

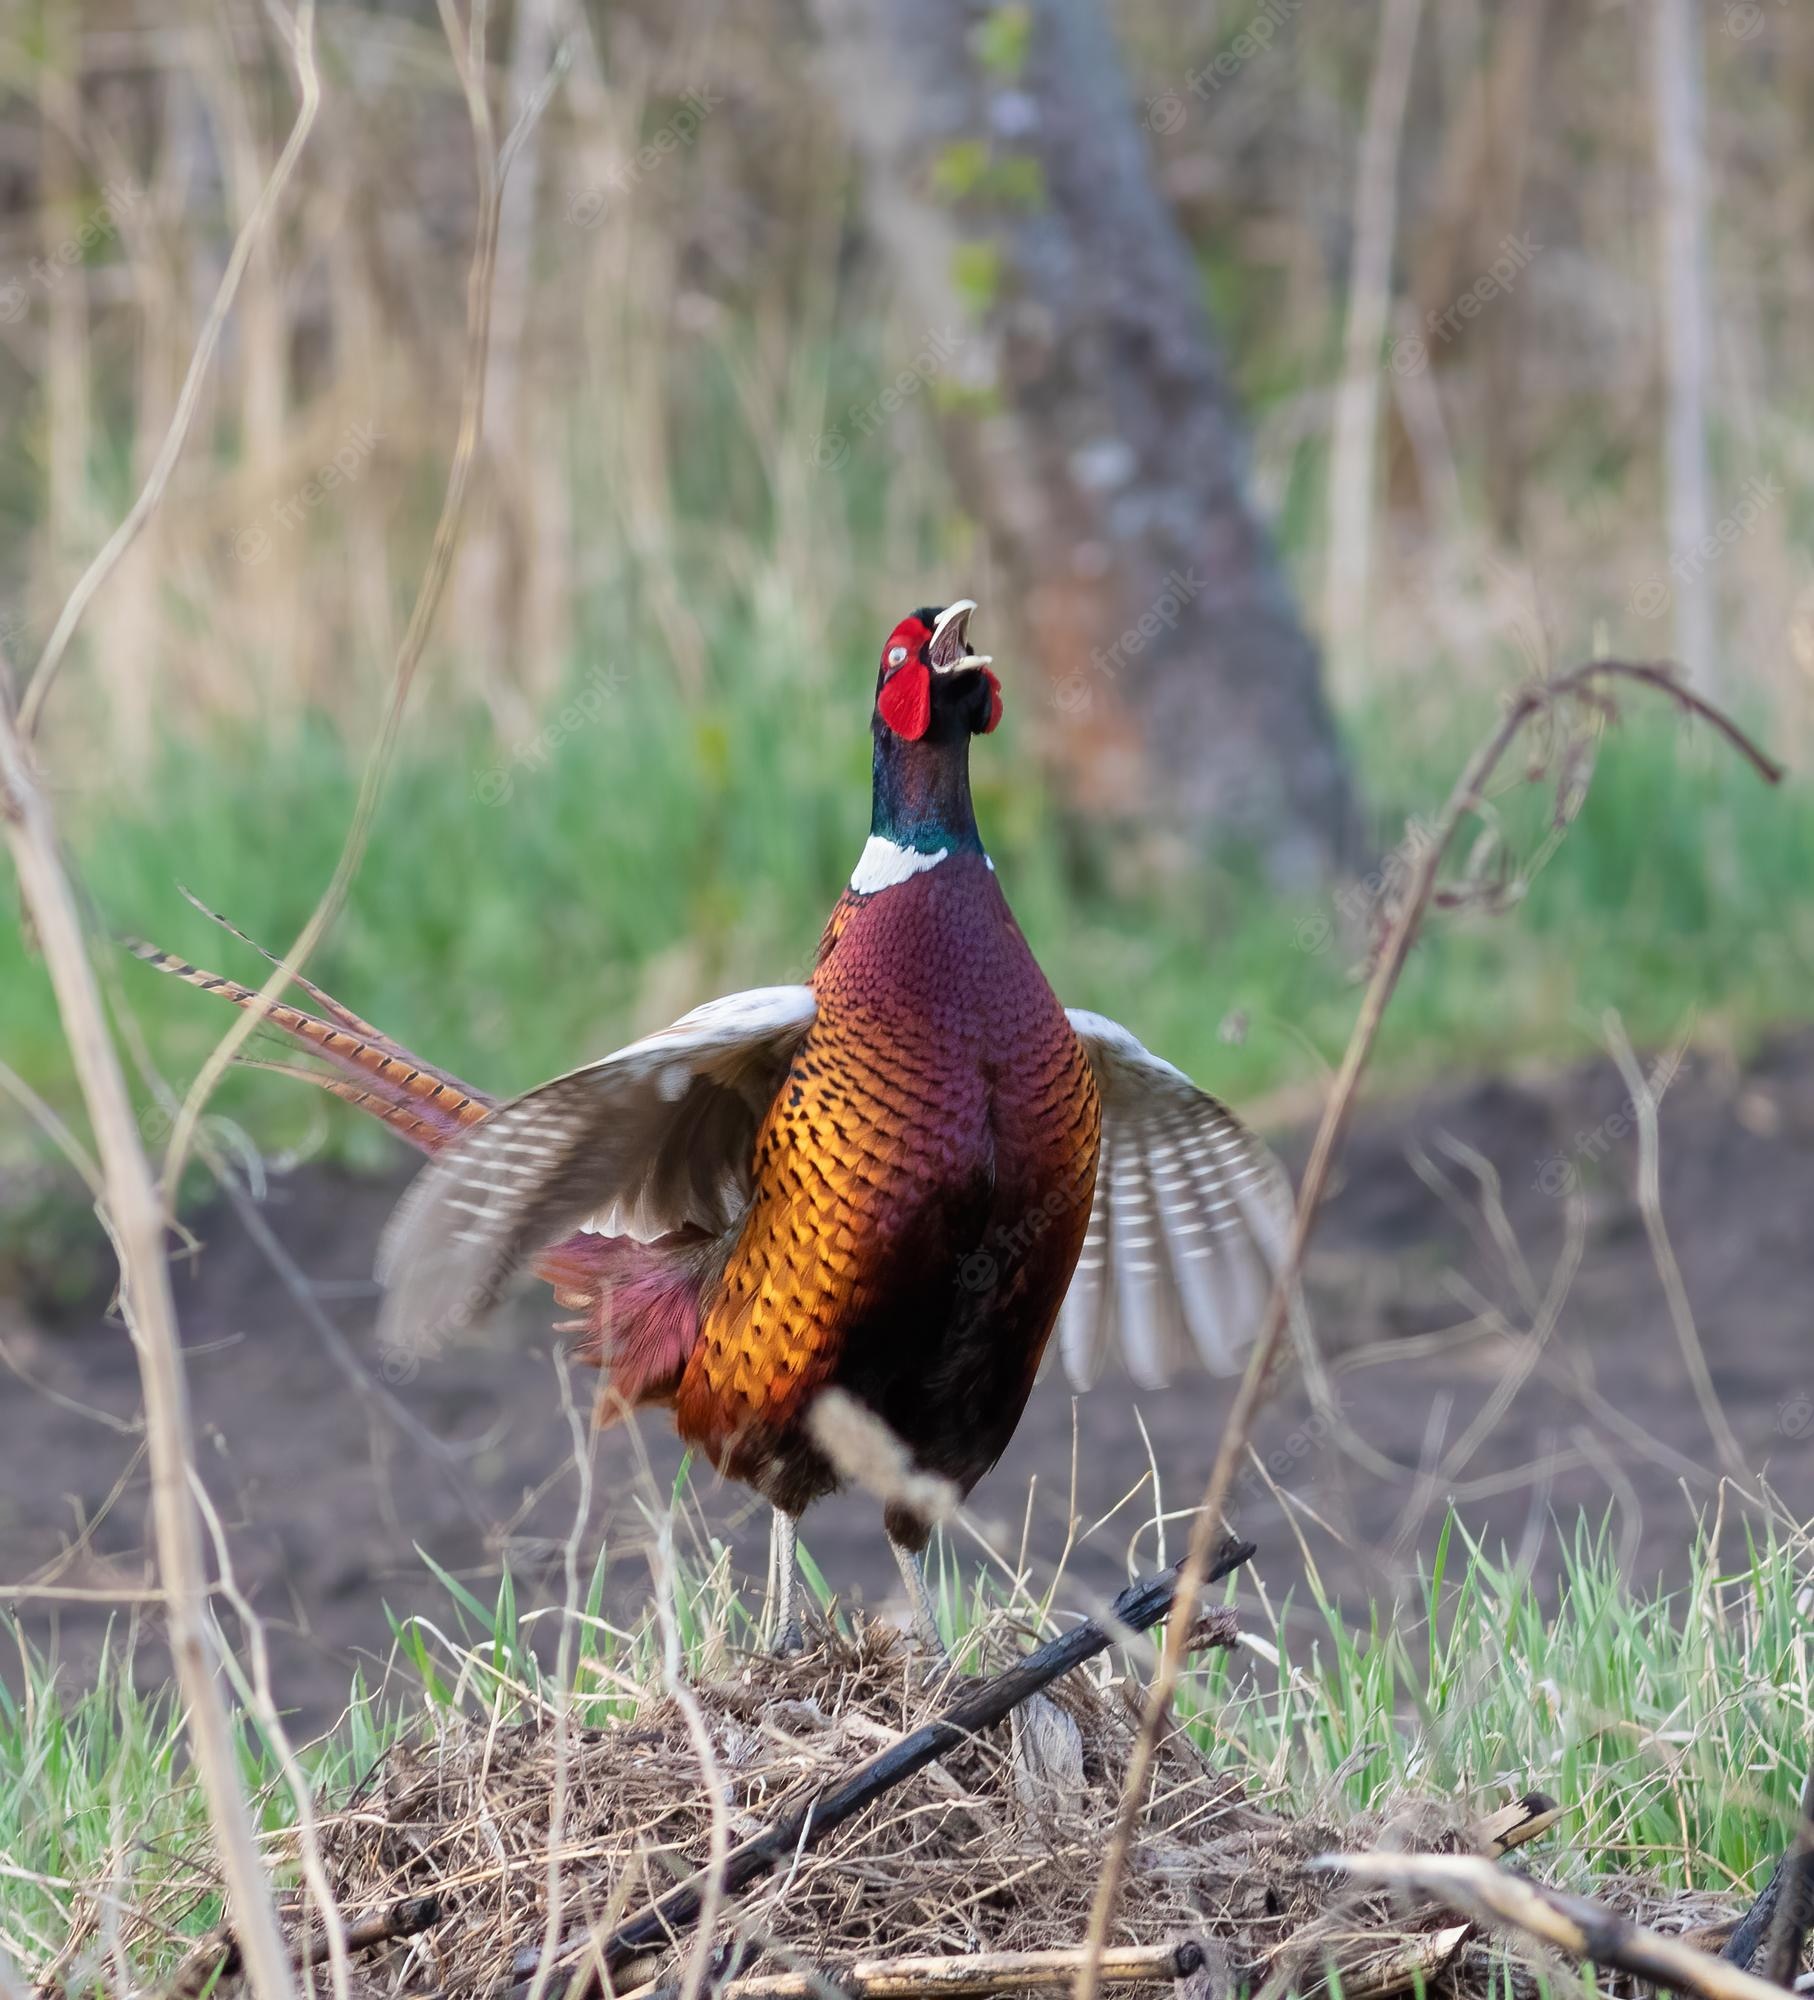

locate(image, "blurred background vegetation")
(2, 0), (1811, 1179)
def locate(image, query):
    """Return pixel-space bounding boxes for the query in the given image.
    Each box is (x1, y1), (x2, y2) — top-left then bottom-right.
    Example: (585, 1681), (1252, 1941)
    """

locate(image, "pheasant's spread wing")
(1056, 1010), (1294, 1390)
(376, 988), (818, 1356)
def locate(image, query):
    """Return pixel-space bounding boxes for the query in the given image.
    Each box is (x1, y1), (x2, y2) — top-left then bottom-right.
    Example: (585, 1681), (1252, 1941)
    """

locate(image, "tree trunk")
(811, 0), (1362, 889)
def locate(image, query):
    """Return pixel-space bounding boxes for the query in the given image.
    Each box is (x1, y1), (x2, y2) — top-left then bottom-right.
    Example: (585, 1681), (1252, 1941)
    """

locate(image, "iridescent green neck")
(870, 719), (983, 856)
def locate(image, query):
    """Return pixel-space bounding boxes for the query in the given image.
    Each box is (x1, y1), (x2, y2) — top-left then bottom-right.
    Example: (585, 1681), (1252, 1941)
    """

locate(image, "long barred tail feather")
(235, 1057), (479, 1154)
(175, 887), (404, 1048)
(130, 911), (704, 1413)
(124, 933), (494, 1155)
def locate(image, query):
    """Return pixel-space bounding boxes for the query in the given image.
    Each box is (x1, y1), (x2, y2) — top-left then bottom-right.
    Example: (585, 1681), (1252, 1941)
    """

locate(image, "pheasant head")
(868, 600), (1002, 864)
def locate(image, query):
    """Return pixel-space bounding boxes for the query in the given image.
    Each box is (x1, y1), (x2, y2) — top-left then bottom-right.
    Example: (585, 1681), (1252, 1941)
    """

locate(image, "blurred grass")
(0, 656), (1806, 1179)
(4, 1), (1813, 1192)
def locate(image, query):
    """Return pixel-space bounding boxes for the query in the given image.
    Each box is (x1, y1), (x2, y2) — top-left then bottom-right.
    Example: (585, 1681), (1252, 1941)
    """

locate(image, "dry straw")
(275, 1613), (1460, 1999)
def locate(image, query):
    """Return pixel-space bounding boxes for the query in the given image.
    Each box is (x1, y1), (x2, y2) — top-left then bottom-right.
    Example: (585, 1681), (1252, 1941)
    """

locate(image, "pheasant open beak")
(928, 599), (992, 675)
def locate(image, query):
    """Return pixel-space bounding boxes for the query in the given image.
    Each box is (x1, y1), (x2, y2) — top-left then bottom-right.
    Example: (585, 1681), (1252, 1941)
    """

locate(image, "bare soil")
(5, 1030), (1813, 1729)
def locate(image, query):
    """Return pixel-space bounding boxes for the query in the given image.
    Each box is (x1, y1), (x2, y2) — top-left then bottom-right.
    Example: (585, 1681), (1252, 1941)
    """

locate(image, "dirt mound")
(107, 1606), (1746, 2000)
(317, 1615), (1271, 1995)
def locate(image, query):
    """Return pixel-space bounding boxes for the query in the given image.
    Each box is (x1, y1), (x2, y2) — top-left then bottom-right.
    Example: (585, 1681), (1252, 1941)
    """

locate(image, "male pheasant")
(135, 601), (1292, 1646)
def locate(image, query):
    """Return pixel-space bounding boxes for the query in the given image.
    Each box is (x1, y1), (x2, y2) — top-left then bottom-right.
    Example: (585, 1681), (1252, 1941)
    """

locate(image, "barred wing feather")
(376, 987), (818, 1356)
(1058, 1010), (1294, 1391)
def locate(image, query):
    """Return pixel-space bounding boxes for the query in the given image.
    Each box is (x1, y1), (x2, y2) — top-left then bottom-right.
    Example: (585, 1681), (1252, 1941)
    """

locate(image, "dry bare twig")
(1076, 659), (1784, 2000)
(522, 1361), (603, 2000)
(1324, 0), (1424, 685)
(0, 1050), (103, 1195)
(159, 0), (566, 1200)
(154, 1895), (444, 2000)
(0, 684), (294, 2000)
(1318, 1850), (1790, 2000)
(1605, 1007), (1746, 1475)
(648, 1508), (737, 2000)
(809, 1388), (962, 1530)
(187, 1477), (354, 2000)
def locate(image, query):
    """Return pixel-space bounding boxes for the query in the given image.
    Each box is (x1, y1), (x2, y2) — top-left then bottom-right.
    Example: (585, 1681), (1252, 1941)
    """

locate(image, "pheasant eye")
(887, 645), (908, 667)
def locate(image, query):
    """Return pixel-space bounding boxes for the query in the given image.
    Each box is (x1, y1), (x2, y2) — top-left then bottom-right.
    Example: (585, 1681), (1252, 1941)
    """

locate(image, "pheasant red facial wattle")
(875, 603), (1002, 742)
(135, 595), (1293, 1652)
(876, 662), (930, 740)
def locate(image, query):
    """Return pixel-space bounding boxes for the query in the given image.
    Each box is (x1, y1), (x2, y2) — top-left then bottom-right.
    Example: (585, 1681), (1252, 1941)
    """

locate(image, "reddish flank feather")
(534, 1229), (713, 1418)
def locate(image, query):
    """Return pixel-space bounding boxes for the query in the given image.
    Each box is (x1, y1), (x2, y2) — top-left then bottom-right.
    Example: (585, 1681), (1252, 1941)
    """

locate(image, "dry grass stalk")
(1318, 1851), (1793, 2000)
(1324, 0), (1424, 692)
(187, 1480), (353, 2000)
(1652, 0), (1717, 691)
(17, 0), (323, 740)
(0, 687), (294, 2000)
(1076, 659), (1785, 2000)
(1604, 1009), (1746, 1476)
(158, 0), (566, 1203)
(808, 1389), (961, 1527)
(522, 1364), (603, 2000)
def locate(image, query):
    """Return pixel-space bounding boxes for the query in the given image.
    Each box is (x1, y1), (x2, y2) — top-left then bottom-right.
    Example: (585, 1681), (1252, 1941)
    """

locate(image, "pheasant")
(134, 601), (1293, 1648)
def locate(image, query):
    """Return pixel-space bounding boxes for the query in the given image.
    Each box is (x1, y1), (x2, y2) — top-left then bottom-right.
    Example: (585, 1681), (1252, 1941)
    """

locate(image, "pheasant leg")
(889, 1534), (949, 1659)
(768, 1508), (804, 1655)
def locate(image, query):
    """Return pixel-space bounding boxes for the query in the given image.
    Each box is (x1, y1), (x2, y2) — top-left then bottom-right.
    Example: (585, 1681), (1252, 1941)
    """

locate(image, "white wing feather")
(376, 986), (817, 1356)
(1060, 1009), (1294, 1391)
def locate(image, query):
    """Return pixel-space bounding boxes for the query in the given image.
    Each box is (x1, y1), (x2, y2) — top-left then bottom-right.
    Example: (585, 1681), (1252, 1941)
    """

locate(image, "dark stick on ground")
(1724, 1856), (1785, 1971)
(306, 1896), (447, 1970)
(509, 1539), (1257, 2000)
(1725, 1760), (1814, 1984)
(159, 1893), (444, 1999)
